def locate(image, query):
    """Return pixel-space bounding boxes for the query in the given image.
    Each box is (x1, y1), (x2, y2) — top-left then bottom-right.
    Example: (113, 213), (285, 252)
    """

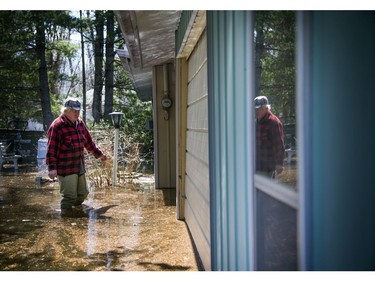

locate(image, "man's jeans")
(57, 174), (88, 210)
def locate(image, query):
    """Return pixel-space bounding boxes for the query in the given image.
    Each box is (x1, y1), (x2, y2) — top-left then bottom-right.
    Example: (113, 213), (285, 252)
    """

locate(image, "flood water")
(0, 165), (201, 271)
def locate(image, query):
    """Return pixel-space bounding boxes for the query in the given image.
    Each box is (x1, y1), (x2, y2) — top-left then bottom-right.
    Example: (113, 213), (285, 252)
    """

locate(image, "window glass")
(254, 11), (297, 189)
(256, 189), (298, 270)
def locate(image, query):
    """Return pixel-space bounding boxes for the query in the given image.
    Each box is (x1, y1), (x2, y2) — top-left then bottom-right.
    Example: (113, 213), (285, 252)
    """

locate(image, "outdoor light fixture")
(109, 111), (124, 129)
(109, 111), (124, 187)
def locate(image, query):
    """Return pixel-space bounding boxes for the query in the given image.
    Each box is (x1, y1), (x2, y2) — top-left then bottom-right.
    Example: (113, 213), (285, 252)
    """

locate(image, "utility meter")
(161, 96), (172, 110)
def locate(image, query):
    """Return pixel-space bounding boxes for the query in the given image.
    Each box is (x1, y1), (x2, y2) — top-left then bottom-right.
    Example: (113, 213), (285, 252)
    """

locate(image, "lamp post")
(109, 111), (124, 187)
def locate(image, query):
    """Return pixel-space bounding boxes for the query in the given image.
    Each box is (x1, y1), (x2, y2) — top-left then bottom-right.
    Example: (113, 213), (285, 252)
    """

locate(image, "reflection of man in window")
(255, 96), (285, 178)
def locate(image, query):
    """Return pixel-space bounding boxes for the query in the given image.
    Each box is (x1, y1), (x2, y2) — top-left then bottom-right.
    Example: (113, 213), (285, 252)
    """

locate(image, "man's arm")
(273, 121), (286, 174)
(82, 122), (107, 160)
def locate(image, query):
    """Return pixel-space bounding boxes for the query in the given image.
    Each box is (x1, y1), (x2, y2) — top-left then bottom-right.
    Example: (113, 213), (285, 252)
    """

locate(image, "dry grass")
(277, 159), (298, 190)
(85, 131), (144, 188)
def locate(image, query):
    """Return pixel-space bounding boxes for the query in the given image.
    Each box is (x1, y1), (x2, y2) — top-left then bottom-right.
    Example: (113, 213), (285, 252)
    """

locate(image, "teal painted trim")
(310, 11), (375, 270)
(175, 10), (193, 54)
(296, 11), (314, 270)
(207, 11), (253, 271)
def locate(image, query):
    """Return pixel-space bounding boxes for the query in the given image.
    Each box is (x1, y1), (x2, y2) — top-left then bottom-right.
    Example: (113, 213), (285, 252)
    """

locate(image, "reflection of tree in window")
(254, 11), (295, 125)
(254, 11), (297, 188)
(254, 12), (298, 270)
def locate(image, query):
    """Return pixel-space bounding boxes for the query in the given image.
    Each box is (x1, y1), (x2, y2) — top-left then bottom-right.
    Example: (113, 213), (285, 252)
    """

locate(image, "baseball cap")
(64, 98), (81, 110)
(254, 96), (269, 109)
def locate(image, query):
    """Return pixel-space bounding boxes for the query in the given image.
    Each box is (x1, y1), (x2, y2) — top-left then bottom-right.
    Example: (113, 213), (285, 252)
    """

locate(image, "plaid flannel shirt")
(46, 114), (104, 176)
(255, 111), (285, 173)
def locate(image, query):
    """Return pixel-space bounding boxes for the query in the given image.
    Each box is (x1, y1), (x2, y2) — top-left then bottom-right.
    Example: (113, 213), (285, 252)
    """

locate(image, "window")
(254, 11), (297, 189)
(253, 11), (298, 270)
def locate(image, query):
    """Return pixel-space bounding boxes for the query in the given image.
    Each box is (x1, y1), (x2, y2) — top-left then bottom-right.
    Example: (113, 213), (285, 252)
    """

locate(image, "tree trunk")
(104, 11), (115, 119)
(92, 11), (104, 123)
(254, 24), (265, 98)
(80, 10), (87, 123)
(35, 16), (53, 131)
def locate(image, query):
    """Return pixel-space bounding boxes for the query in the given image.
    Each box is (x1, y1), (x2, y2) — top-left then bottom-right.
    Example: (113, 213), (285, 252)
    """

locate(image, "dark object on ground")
(61, 204), (118, 218)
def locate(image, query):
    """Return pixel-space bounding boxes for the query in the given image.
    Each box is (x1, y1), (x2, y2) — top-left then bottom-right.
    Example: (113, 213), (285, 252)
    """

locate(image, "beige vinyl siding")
(153, 64), (176, 188)
(184, 30), (210, 270)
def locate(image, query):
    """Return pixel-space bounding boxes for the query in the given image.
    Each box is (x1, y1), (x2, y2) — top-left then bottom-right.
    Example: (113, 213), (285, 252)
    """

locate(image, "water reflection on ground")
(0, 165), (200, 271)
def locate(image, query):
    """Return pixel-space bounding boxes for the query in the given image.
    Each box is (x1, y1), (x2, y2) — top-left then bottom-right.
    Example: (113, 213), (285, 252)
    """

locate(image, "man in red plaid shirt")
(255, 96), (285, 179)
(46, 98), (107, 217)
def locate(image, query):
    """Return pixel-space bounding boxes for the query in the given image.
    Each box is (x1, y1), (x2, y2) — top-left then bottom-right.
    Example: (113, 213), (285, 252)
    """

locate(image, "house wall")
(117, 10), (375, 272)
(176, 58), (188, 220)
(183, 29), (211, 270)
(153, 63), (176, 189)
(207, 11), (253, 270)
(206, 10), (375, 271)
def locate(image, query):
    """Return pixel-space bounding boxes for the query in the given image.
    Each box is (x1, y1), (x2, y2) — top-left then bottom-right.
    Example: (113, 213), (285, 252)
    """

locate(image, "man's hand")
(100, 155), (107, 161)
(48, 170), (57, 179)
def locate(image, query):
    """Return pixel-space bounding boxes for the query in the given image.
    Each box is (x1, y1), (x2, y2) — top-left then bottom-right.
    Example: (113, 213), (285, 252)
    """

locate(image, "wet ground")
(0, 164), (202, 271)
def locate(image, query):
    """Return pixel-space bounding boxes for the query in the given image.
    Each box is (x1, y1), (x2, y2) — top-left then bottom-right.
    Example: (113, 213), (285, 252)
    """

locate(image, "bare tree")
(35, 14), (54, 131)
(92, 11), (105, 123)
(104, 10), (115, 118)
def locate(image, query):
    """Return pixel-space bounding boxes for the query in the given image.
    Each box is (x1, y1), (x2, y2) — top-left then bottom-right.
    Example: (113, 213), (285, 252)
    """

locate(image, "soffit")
(114, 10), (182, 101)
